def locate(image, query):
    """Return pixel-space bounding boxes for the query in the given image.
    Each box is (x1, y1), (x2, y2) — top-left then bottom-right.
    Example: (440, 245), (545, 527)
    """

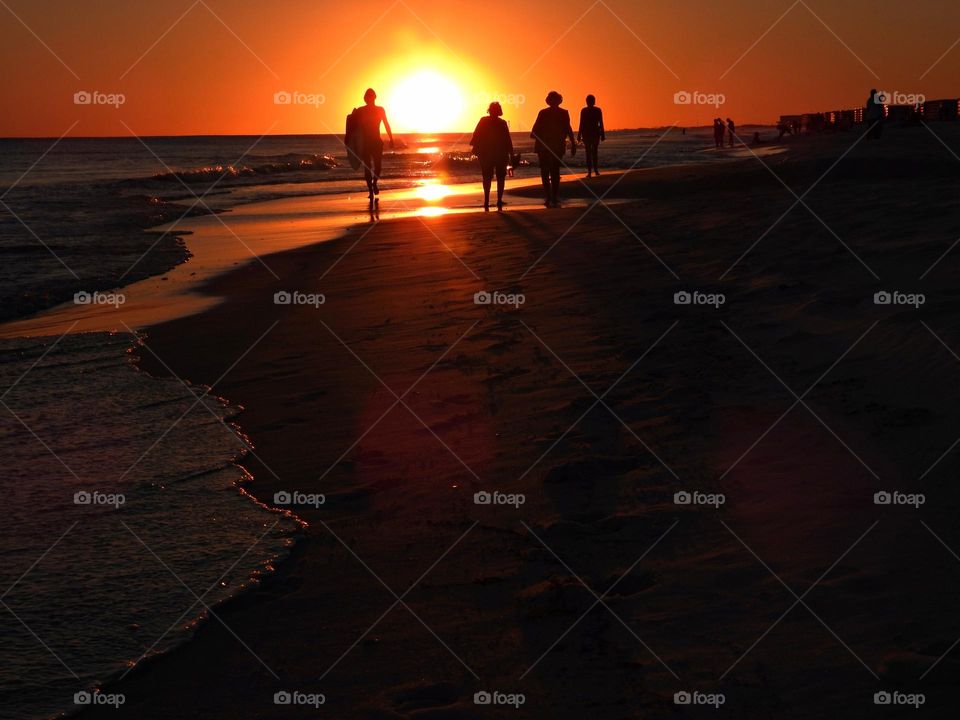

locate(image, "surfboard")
(345, 109), (365, 171)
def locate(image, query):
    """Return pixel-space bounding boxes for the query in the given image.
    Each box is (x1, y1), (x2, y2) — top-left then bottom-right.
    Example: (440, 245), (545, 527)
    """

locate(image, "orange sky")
(1, 0), (959, 137)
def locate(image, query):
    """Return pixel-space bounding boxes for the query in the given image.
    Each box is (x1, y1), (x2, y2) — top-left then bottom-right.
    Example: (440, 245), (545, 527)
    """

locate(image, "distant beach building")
(885, 104), (920, 124)
(777, 97), (960, 135)
(824, 110), (858, 131)
(921, 99), (960, 121)
(800, 113), (826, 134)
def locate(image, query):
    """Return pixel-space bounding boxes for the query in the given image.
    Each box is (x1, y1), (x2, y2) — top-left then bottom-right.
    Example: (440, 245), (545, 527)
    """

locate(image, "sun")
(386, 70), (466, 133)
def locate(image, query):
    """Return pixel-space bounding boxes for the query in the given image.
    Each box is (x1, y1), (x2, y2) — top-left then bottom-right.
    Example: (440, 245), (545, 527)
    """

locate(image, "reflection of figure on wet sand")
(470, 102), (514, 211)
(531, 91), (576, 208)
(577, 94), (605, 178)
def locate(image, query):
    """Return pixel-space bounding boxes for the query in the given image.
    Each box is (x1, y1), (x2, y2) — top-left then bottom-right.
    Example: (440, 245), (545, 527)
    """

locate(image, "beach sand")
(69, 126), (960, 718)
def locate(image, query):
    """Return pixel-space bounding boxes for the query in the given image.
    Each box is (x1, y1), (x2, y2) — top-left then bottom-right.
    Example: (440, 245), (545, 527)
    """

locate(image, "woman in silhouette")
(531, 91), (576, 207)
(865, 89), (885, 139)
(351, 88), (394, 201)
(713, 118), (725, 149)
(577, 94), (605, 177)
(470, 102), (513, 211)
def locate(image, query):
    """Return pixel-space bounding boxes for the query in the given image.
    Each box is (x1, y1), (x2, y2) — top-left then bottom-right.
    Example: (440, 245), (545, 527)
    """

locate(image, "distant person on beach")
(752, 131), (763, 146)
(349, 88), (394, 201)
(713, 118), (725, 149)
(865, 88), (885, 139)
(577, 94), (605, 178)
(531, 91), (576, 207)
(726, 118), (736, 147)
(470, 102), (513, 211)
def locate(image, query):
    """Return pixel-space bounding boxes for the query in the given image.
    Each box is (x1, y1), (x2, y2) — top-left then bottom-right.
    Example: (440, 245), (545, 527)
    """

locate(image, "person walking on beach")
(713, 118), (725, 149)
(348, 88), (395, 201)
(577, 94), (605, 178)
(470, 102), (514, 211)
(531, 91), (576, 207)
(726, 117), (736, 148)
(865, 89), (885, 139)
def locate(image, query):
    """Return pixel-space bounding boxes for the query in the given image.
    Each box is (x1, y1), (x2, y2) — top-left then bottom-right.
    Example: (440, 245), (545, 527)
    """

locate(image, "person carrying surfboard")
(345, 88), (394, 202)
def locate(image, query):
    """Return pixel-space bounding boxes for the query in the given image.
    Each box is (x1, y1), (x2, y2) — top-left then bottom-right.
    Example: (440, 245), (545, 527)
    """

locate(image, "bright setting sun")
(385, 70), (466, 133)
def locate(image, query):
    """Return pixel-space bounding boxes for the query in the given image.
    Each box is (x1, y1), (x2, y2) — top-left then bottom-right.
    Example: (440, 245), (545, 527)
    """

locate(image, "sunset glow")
(386, 70), (465, 133)
(2, 1), (960, 137)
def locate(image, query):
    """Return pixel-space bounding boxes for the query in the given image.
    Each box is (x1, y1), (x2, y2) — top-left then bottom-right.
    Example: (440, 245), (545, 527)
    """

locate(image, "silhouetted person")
(470, 102), (513, 211)
(531, 91), (576, 207)
(577, 94), (605, 178)
(713, 118), (725, 149)
(352, 88), (394, 201)
(726, 117), (736, 148)
(865, 88), (884, 139)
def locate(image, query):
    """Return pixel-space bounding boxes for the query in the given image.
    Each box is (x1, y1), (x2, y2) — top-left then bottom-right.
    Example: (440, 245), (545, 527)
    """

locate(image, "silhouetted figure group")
(529, 91), (606, 206)
(713, 118), (737, 148)
(348, 89), (607, 212)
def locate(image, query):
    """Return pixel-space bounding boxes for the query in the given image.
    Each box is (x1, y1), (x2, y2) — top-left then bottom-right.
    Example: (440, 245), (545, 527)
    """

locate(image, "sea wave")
(151, 153), (339, 183)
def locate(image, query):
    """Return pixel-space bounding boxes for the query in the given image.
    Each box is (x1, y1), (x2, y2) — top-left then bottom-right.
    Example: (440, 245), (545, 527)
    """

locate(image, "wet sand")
(70, 127), (960, 718)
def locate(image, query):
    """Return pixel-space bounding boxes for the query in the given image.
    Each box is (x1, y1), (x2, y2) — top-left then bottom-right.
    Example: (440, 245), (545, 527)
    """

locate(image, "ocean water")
(0, 332), (300, 719)
(0, 127), (729, 719)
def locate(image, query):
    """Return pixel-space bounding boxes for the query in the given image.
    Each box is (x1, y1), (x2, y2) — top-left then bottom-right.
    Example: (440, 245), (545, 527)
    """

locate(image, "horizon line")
(0, 124), (777, 141)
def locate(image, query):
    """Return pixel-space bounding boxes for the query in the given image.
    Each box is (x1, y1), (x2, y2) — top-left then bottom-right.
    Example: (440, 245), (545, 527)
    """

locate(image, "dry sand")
(72, 126), (960, 718)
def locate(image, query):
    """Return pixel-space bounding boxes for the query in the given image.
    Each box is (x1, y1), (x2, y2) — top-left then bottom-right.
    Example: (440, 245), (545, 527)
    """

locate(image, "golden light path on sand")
(0, 175), (570, 339)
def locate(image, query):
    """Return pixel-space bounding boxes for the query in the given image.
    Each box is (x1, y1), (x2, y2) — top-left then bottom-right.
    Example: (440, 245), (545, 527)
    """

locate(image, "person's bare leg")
(496, 174), (505, 210)
(540, 163), (551, 206)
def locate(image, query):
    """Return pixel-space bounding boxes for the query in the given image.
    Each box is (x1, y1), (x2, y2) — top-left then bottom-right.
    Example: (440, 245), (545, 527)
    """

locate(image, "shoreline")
(0, 173), (575, 339)
(62, 156), (751, 717)
(0, 131), (767, 340)
(74, 127), (960, 717)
